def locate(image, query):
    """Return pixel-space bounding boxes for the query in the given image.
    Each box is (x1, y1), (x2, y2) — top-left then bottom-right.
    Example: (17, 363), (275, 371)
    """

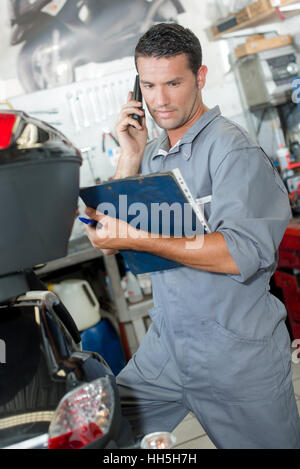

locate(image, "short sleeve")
(209, 147), (292, 283)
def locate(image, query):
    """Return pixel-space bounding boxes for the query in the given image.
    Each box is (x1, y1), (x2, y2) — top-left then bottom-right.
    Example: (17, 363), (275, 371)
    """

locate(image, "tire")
(17, 26), (75, 93)
(18, 39), (41, 93)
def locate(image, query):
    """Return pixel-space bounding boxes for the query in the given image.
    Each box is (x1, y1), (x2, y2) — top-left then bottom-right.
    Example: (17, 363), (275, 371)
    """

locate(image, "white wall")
(1, 0), (299, 155)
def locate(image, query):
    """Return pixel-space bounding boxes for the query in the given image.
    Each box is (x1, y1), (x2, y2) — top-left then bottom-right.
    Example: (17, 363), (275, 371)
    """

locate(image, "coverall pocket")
(133, 318), (169, 381)
(208, 321), (284, 403)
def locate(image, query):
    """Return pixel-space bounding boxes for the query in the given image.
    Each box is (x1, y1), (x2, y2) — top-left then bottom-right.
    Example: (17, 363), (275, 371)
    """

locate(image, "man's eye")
(143, 84), (153, 89)
(170, 82), (180, 87)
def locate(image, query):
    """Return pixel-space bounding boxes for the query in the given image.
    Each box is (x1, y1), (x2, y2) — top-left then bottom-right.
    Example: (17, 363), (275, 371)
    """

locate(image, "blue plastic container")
(80, 318), (125, 376)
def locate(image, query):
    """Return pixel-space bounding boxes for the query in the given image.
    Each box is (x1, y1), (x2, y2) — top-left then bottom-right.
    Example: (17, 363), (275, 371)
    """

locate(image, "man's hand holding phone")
(114, 76), (148, 179)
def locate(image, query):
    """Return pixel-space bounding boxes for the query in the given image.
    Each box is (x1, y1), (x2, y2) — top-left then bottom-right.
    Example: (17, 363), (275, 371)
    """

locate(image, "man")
(85, 23), (300, 448)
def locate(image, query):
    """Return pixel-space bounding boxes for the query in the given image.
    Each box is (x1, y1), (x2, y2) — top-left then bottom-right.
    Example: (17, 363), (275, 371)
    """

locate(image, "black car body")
(0, 111), (131, 449)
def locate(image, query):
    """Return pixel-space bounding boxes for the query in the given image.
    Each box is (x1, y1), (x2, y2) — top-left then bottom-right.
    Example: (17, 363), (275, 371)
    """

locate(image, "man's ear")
(196, 66), (208, 90)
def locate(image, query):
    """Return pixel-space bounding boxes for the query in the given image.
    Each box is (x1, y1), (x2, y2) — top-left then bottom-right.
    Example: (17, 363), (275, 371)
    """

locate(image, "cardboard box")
(211, 25), (219, 37)
(234, 34), (293, 58)
(248, 0), (273, 17)
(235, 6), (252, 23)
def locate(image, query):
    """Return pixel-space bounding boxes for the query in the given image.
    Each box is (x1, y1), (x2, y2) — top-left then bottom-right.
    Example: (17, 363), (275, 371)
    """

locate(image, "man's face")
(137, 54), (207, 130)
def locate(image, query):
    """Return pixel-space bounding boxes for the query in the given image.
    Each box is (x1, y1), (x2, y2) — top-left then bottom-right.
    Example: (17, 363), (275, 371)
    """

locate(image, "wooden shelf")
(210, 0), (300, 40)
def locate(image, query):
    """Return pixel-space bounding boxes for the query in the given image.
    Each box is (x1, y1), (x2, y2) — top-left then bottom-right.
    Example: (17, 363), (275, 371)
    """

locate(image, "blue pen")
(78, 217), (97, 227)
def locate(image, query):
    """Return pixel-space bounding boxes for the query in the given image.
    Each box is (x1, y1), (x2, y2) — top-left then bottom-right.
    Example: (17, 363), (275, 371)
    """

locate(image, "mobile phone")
(132, 75), (143, 125)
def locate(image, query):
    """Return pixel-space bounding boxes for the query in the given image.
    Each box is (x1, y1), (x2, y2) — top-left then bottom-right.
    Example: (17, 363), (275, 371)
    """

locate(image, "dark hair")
(135, 23), (202, 76)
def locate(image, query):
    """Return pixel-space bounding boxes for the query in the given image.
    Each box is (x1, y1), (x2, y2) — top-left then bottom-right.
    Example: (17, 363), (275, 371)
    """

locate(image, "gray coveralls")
(117, 106), (300, 449)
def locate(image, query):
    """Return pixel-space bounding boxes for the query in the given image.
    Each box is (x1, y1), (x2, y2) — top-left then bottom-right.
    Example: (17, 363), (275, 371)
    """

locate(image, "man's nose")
(155, 87), (170, 108)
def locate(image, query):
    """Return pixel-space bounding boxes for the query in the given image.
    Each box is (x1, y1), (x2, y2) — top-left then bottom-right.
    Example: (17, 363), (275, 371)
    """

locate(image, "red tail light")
(0, 114), (17, 149)
(48, 377), (114, 450)
(48, 422), (103, 450)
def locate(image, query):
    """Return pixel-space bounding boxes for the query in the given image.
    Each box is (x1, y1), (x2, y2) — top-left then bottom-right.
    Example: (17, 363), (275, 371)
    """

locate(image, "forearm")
(114, 151), (142, 179)
(85, 211), (239, 274)
(129, 231), (240, 275)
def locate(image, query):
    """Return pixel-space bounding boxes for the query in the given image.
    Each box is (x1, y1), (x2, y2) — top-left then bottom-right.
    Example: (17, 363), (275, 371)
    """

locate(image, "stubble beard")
(148, 86), (201, 131)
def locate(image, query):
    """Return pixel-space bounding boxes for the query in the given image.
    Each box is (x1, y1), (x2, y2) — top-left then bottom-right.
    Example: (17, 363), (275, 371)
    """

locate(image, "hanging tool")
(102, 129), (119, 154)
(81, 146), (101, 184)
(66, 92), (80, 132)
(87, 88), (101, 124)
(96, 86), (107, 121)
(27, 109), (59, 115)
(102, 129), (120, 170)
(77, 90), (90, 128)
(103, 84), (114, 117)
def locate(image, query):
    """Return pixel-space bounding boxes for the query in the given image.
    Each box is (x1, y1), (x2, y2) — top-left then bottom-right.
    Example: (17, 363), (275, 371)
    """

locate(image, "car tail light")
(0, 114), (17, 149)
(48, 377), (114, 450)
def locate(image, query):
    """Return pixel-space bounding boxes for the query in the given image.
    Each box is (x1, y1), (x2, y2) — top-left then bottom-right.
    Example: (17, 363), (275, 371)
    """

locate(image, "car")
(0, 111), (131, 449)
